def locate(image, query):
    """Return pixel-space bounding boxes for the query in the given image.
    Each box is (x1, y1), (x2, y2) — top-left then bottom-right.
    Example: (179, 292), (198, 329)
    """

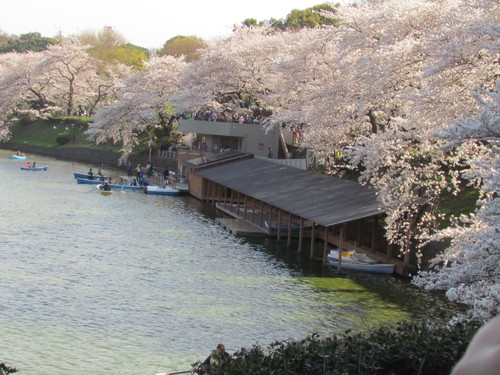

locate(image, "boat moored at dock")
(327, 249), (395, 274)
(143, 185), (180, 196)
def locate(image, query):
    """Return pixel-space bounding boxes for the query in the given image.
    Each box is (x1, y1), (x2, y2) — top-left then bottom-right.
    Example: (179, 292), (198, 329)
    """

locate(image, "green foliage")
(55, 131), (71, 145)
(158, 35), (207, 62)
(79, 28), (149, 69)
(0, 32), (59, 53)
(272, 3), (339, 31)
(242, 18), (265, 27)
(7, 118), (121, 151)
(194, 321), (481, 375)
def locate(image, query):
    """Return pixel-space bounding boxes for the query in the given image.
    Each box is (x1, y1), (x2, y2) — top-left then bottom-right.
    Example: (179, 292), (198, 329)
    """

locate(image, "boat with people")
(20, 165), (48, 171)
(327, 249), (395, 274)
(143, 185), (180, 196)
(97, 183), (112, 195)
(73, 172), (108, 180)
(76, 177), (143, 190)
(11, 154), (27, 160)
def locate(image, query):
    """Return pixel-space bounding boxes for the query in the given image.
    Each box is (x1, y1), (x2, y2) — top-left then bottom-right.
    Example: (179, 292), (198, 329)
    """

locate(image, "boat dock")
(215, 217), (266, 237)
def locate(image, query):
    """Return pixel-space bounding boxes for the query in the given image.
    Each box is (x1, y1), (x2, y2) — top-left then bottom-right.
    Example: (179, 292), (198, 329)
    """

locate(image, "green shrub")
(55, 132), (71, 145)
(194, 321), (481, 375)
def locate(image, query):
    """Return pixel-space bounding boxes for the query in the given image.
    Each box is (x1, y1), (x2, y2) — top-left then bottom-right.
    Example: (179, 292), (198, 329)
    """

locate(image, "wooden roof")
(195, 157), (384, 227)
(183, 150), (252, 169)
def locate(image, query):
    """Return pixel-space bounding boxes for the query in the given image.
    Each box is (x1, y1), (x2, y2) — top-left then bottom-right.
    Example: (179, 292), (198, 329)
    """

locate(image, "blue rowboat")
(76, 177), (101, 185)
(76, 178), (142, 190)
(73, 172), (108, 180)
(108, 183), (142, 191)
(11, 155), (27, 160)
(143, 185), (180, 196)
(20, 166), (48, 171)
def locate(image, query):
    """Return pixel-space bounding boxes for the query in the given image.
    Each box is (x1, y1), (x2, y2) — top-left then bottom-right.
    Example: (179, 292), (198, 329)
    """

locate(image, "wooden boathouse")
(183, 152), (415, 276)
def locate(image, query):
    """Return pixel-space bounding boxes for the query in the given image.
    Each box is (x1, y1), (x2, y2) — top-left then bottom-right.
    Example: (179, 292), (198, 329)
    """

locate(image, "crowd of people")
(181, 110), (268, 124)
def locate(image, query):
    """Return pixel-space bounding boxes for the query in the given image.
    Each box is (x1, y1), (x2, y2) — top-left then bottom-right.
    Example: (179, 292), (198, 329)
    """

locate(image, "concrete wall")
(178, 119), (280, 158)
(1, 142), (177, 173)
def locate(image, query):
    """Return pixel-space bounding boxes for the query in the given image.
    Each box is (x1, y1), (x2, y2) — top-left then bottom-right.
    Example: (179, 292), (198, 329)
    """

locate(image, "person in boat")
(88, 168), (94, 180)
(101, 182), (111, 191)
(25, 162), (31, 168)
(97, 169), (104, 181)
(108, 177), (114, 184)
(131, 178), (138, 186)
(163, 167), (170, 184)
(32, 161), (37, 168)
(203, 344), (230, 367)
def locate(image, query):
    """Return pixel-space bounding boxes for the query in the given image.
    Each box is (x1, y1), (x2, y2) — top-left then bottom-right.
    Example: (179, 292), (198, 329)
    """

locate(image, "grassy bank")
(7, 117), (121, 151)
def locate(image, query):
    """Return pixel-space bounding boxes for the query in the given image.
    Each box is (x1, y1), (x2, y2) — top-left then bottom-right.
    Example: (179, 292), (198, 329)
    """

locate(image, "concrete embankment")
(1, 141), (176, 172)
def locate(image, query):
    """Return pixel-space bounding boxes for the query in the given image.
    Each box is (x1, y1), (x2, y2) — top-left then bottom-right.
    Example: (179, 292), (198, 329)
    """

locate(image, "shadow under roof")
(195, 158), (384, 227)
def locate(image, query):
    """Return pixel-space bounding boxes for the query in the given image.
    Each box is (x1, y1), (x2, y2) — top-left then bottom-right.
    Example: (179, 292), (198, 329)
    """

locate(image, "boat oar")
(86, 187), (98, 193)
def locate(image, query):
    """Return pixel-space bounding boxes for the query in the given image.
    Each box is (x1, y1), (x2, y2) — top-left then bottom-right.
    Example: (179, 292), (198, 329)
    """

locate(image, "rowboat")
(327, 249), (395, 274)
(73, 172), (108, 180)
(143, 185), (180, 196)
(20, 166), (48, 171)
(11, 154), (27, 160)
(76, 177), (101, 185)
(76, 177), (142, 190)
(108, 183), (142, 191)
(97, 184), (112, 195)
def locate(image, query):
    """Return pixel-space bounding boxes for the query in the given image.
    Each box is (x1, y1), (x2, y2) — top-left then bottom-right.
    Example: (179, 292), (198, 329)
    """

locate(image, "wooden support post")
(323, 226), (328, 265)
(252, 198), (256, 224)
(268, 205), (272, 230)
(356, 220), (362, 250)
(237, 192), (241, 216)
(371, 216), (379, 253)
(260, 201), (264, 227)
(230, 189), (234, 212)
(244, 195), (248, 219)
(287, 213), (292, 247)
(298, 217), (304, 252)
(276, 209), (281, 241)
(310, 223), (316, 259)
(338, 225), (345, 271)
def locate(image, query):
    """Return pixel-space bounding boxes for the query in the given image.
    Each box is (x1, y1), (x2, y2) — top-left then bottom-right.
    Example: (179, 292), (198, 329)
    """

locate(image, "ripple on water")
(0, 153), (463, 375)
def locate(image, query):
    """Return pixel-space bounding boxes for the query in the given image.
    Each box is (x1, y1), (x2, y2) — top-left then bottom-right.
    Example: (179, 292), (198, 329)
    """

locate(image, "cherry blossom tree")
(413, 81), (500, 321)
(0, 50), (56, 137)
(172, 26), (302, 119)
(0, 42), (131, 139)
(87, 55), (186, 159)
(37, 42), (131, 116)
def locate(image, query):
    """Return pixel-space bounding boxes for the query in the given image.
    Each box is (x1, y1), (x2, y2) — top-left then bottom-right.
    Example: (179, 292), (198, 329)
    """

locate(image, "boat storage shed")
(195, 157), (383, 228)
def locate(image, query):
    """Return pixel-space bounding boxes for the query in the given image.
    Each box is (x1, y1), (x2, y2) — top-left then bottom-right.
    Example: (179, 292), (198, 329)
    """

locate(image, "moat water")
(0, 150), (462, 374)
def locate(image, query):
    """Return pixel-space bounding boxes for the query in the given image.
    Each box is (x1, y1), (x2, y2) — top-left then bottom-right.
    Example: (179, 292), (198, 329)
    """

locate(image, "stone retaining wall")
(1, 142), (178, 172)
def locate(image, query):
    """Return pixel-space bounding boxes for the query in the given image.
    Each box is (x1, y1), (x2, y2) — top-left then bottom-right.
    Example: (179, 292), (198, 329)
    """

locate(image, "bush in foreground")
(194, 321), (481, 375)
